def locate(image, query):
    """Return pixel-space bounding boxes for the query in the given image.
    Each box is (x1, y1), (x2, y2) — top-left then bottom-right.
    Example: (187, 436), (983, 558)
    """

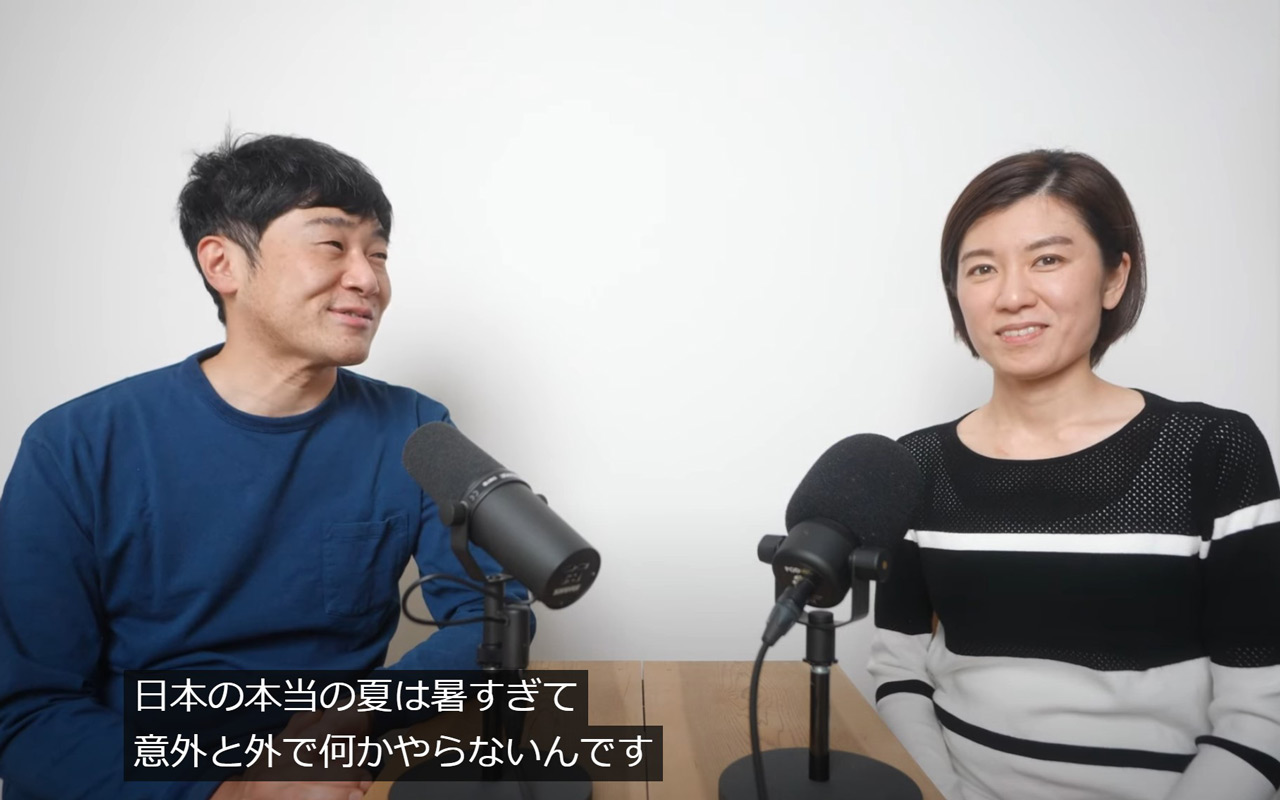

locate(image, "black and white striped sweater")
(869, 390), (1280, 800)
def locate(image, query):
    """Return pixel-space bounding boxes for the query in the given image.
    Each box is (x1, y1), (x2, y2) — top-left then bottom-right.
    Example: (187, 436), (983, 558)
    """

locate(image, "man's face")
(228, 207), (391, 369)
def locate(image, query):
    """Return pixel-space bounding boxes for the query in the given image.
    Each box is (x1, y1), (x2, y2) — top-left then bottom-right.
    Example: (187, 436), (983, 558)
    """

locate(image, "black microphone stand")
(718, 548), (924, 800)
(390, 514), (593, 799)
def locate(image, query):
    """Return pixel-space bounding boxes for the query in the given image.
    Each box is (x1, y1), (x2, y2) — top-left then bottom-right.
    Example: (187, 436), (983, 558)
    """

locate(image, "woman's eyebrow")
(960, 247), (995, 262)
(1026, 235), (1073, 251)
(961, 235), (1075, 262)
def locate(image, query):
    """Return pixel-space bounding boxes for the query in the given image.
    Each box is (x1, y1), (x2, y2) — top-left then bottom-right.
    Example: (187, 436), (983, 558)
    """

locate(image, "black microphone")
(401, 422), (601, 609)
(760, 434), (920, 645)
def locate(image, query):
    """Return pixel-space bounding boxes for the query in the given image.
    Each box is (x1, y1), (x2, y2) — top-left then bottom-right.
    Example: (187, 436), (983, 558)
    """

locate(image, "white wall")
(0, 1), (1276, 709)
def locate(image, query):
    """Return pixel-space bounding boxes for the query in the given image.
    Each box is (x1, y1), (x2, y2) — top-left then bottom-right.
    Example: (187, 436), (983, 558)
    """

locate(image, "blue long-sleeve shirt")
(0, 346), (525, 799)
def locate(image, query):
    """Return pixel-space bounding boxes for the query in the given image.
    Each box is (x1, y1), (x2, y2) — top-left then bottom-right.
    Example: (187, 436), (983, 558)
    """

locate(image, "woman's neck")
(987, 359), (1109, 431)
(958, 360), (1145, 459)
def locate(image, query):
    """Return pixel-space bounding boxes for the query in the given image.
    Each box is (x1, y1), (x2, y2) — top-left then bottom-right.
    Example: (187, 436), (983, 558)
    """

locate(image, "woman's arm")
(1167, 413), (1280, 800)
(869, 530), (966, 799)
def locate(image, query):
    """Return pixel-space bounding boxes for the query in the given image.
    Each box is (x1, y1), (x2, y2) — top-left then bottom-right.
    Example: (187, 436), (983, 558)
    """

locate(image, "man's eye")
(322, 241), (344, 251)
(370, 252), (388, 261)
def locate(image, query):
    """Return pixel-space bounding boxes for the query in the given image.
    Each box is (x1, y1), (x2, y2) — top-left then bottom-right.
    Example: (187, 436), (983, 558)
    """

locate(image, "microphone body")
(402, 422), (600, 609)
(466, 477), (599, 608)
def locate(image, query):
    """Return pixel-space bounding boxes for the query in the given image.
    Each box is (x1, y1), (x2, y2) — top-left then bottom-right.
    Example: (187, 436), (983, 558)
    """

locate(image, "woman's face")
(954, 194), (1130, 383)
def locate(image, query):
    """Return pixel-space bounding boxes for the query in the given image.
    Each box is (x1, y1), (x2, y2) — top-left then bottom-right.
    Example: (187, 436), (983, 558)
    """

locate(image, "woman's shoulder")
(897, 419), (958, 445)
(895, 416), (967, 468)
(1133, 391), (1276, 497)
(1136, 389), (1265, 439)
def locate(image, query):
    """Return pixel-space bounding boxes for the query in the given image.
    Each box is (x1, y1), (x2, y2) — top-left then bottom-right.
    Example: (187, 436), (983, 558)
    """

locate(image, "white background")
(0, 3), (1276, 763)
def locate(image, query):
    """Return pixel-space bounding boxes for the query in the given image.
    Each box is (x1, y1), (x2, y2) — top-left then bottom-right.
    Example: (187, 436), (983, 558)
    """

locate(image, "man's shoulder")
(26, 359), (188, 443)
(335, 368), (450, 424)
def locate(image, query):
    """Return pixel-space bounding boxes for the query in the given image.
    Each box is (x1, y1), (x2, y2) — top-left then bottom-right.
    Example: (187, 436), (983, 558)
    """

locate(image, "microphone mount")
(395, 502), (594, 799)
(394, 573), (594, 800)
(439, 470), (533, 583)
(757, 534), (893, 627)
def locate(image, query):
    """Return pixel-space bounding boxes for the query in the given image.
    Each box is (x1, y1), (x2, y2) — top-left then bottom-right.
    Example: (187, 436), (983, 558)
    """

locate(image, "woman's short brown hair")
(940, 150), (1146, 367)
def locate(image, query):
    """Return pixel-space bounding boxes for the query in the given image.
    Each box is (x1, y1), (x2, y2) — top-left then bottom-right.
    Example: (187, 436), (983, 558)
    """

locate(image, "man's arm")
(0, 433), (219, 799)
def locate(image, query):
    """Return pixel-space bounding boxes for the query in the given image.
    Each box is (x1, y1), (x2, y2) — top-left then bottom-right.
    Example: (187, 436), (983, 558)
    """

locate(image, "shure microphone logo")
(481, 470), (520, 489)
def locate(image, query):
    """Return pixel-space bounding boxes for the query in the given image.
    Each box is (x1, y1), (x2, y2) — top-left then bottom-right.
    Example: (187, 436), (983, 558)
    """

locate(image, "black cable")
(399, 572), (523, 627)
(750, 640), (771, 800)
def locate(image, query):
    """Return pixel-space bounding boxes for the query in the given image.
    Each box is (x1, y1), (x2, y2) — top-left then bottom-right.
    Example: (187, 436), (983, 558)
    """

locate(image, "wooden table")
(366, 660), (941, 800)
(366, 661), (644, 800)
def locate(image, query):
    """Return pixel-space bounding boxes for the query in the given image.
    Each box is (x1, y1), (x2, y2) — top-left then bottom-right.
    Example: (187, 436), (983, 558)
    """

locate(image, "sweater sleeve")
(1167, 413), (1280, 800)
(0, 432), (216, 800)
(869, 528), (965, 800)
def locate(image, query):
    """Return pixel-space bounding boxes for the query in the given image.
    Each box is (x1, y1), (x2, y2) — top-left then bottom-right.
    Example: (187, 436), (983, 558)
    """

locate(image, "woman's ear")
(1102, 252), (1132, 311)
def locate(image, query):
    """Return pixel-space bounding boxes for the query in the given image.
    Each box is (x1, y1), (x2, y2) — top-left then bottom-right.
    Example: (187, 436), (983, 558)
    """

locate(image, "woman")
(868, 150), (1280, 800)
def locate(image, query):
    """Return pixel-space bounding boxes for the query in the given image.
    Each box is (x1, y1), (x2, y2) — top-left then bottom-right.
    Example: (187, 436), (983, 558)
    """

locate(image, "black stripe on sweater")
(923, 549), (1205, 671)
(1197, 736), (1280, 789)
(875, 679), (934, 703)
(934, 704), (1194, 773)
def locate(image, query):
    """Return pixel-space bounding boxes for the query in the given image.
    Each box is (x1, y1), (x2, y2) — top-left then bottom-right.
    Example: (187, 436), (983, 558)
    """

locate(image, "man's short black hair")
(178, 133), (393, 323)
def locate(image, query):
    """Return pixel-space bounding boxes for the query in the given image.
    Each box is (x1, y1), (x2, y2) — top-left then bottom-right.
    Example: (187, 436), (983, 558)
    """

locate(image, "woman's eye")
(1036, 255), (1060, 267)
(969, 264), (994, 276)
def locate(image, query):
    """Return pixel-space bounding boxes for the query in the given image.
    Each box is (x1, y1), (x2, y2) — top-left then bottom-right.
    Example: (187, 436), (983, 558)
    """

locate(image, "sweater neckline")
(942, 389), (1160, 466)
(182, 344), (341, 433)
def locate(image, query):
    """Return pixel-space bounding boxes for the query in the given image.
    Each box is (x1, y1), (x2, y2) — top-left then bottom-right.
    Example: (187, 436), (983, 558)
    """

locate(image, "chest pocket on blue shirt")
(321, 515), (412, 618)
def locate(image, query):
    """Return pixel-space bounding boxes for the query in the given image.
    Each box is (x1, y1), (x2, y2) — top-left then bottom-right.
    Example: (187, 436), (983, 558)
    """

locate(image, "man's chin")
(335, 354), (371, 368)
(328, 344), (373, 368)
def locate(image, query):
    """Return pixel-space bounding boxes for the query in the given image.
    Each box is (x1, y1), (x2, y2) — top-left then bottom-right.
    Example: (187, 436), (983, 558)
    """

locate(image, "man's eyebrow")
(304, 216), (358, 229)
(304, 216), (390, 244)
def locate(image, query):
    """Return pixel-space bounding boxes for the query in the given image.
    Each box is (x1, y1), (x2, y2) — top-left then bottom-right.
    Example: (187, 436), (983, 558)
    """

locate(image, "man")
(0, 134), (523, 799)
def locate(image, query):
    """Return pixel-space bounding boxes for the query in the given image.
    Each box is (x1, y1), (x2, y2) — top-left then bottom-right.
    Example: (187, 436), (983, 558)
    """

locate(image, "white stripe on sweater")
(905, 500), (1280, 560)
(907, 529), (1201, 557)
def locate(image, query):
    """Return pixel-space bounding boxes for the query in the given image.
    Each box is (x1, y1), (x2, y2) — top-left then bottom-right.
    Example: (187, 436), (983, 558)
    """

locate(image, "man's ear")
(197, 235), (247, 299)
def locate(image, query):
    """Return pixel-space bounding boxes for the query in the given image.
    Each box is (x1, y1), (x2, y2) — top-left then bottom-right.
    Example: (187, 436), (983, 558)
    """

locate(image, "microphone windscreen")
(402, 421), (505, 506)
(784, 433), (921, 548)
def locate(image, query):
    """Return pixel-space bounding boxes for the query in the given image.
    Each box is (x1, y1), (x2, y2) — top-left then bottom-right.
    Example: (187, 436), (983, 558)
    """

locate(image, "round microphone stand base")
(718, 748), (922, 800)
